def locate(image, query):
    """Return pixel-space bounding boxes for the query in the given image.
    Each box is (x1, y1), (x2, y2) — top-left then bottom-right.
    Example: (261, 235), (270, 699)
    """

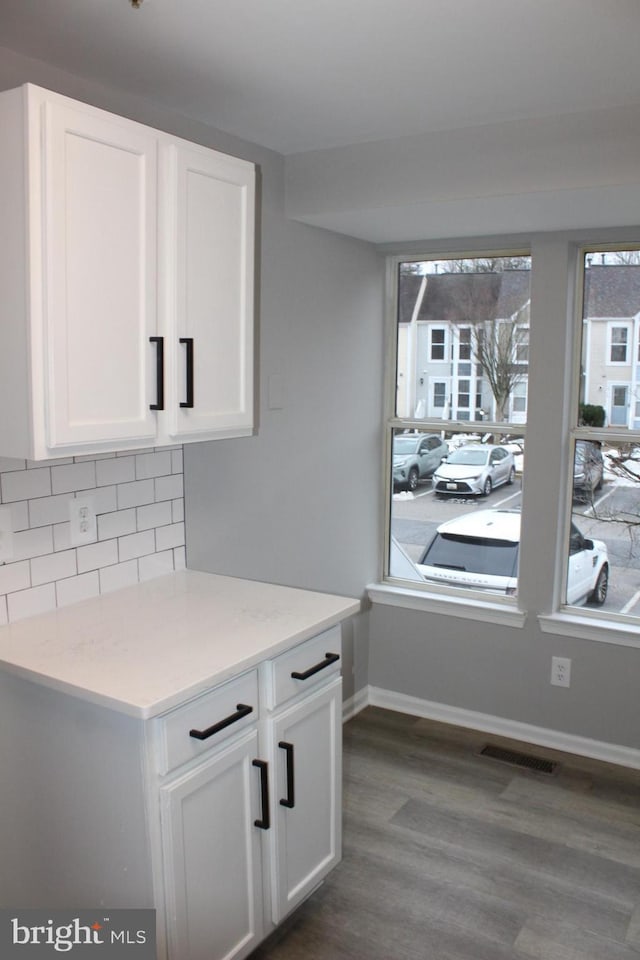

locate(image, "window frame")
(382, 249), (530, 623)
(378, 235), (640, 646)
(558, 243), (640, 638)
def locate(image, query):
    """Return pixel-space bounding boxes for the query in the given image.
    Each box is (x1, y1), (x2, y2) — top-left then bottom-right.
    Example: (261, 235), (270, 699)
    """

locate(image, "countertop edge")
(0, 574), (361, 718)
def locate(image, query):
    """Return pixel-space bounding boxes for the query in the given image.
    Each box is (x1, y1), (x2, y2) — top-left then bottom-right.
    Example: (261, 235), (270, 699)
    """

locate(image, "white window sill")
(538, 611), (640, 649)
(367, 581), (527, 628)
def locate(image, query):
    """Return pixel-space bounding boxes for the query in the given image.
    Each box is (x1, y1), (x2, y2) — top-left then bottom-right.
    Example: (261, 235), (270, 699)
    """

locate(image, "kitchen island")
(0, 570), (360, 960)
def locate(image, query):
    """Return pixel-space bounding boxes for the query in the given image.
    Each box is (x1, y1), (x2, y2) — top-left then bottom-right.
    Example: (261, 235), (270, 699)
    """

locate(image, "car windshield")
(420, 534), (519, 577)
(446, 447), (489, 466)
(394, 437), (420, 455)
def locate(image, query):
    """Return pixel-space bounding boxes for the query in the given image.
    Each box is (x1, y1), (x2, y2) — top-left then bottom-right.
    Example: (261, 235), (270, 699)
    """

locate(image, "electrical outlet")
(0, 506), (14, 562)
(551, 656), (571, 688)
(69, 496), (97, 546)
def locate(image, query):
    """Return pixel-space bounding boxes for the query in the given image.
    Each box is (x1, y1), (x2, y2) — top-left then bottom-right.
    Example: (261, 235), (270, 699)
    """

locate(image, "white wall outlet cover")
(69, 496), (97, 546)
(0, 506), (14, 562)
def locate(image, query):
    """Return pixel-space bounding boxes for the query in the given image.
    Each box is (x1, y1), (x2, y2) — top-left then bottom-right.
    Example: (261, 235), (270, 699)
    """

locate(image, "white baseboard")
(342, 686), (369, 723)
(355, 685), (640, 771)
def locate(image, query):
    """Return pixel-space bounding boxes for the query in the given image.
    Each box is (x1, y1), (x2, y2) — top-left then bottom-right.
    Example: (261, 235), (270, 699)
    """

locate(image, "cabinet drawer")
(156, 670), (259, 774)
(264, 626), (342, 710)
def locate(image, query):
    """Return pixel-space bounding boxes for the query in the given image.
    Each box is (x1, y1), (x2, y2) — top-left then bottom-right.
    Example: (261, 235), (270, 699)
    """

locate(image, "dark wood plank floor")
(250, 706), (640, 960)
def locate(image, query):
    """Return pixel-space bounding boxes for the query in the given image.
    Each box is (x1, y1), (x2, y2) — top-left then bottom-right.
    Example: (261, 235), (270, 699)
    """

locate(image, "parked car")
(432, 443), (516, 497)
(415, 508), (609, 605)
(573, 439), (604, 499)
(393, 432), (448, 491)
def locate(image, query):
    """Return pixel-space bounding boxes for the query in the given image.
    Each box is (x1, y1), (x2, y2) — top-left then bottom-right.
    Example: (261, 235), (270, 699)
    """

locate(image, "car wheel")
(482, 477), (492, 497)
(407, 467), (419, 492)
(507, 467), (515, 485)
(588, 564), (609, 606)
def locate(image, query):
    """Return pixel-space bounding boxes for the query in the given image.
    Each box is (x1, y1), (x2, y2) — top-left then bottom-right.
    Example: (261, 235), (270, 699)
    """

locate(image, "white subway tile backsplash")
(156, 522), (185, 553)
(117, 479), (155, 509)
(155, 473), (183, 502)
(137, 501), (172, 532)
(2, 467), (51, 503)
(6, 500), (30, 532)
(77, 539), (119, 574)
(53, 522), (72, 552)
(91, 485), (118, 515)
(96, 456), (136, 487)
(118, 529), (155, 563)
(8, 583), (57, 622)
(56, 572), (100, 608)
(0, 458), (26, 473)
(31, 550), (77, 587)
(171, 448), (183, 474)
(139, 550), (174, 581)
(13, 526), (54, 562)
(0, 447), (185, 624)
(97, 508), (137, 541)
(29, 493), (75, 528)
(0, 561), (31, 595)
(135, 451), (172, 480)
(51, 461), (96, 495)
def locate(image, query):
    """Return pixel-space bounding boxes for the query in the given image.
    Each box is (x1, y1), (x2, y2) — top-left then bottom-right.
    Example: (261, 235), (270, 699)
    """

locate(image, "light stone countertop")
(0, 570), (360, 718)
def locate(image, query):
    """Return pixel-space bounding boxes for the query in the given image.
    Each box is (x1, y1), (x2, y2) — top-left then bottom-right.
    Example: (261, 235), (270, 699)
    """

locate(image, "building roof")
(398, 264), (640, 325)
(409, 270), (531, 325)
(583, 265), (640, 318)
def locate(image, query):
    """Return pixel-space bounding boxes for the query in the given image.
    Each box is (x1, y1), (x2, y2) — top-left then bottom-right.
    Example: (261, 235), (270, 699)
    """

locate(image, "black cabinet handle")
(252, 759), (270, 829)
(291, 652), (340, 681)
(179, 337), (194, 408)
(149, 336), (165, 411)
(279, 741), (295, 808)
(189, 703), (253, 741)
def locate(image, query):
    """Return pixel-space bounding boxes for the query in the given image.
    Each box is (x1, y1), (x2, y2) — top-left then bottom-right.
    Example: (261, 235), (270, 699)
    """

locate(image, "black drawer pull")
(189, 703), (253, 741)
(179, 337), (194, 408)
(252, 759), (270, 830)
(149, 336), (165, 411)
(279, 741), (295, 808)
(291, 652), (340, 681)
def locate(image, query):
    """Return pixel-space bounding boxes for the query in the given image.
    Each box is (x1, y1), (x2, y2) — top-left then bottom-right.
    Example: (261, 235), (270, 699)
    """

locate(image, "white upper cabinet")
(0, 84), (255, 460)
(162, 142), (254, 442)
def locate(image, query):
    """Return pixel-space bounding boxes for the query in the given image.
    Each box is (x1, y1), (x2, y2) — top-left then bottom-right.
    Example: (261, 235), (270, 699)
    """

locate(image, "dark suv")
(573, 440), (604, 500)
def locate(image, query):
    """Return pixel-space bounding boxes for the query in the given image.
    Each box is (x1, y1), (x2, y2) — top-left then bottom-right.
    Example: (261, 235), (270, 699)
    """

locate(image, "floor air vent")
(479, 744), (558, 775)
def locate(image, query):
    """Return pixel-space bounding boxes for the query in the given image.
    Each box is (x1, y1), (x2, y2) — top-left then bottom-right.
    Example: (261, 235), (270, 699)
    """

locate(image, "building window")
(389, 254), (530, 601)
(566, 247), (640, 622)
(610, 325), (629, 364)
(430, 328), (446, 361)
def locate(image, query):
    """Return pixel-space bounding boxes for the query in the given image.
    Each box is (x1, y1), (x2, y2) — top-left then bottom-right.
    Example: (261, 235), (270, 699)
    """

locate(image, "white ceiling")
(2, 0), (640, 156)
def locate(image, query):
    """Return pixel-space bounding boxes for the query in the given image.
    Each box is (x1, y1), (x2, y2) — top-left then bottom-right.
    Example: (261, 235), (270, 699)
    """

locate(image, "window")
(609, 325), (629, 364)
(430, 328), (446, 361)
(565, 247), (640, 622)
(388, 254), (530, 602)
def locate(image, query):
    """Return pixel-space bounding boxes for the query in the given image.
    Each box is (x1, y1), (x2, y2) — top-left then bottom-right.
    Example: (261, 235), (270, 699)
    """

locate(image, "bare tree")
(470, 320), (528, 421)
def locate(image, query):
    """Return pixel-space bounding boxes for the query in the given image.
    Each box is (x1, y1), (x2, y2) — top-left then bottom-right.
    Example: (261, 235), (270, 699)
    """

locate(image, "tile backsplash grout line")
(0, 447), (185, 625)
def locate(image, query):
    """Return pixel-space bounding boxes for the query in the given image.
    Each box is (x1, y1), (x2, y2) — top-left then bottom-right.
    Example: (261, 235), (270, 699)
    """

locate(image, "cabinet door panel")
(42, 99), (158, 449)
(270, 677), (342, 923)
(163, 143), (254, 440)
(161, 730), (264, 960)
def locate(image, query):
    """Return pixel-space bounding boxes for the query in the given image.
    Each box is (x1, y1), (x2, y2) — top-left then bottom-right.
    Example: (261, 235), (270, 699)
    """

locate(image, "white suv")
(415, 509), (609, 605)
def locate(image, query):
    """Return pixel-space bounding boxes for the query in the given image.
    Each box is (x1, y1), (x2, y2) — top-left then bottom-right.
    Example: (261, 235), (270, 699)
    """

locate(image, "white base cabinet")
(0, 623), (343, 960)
(268, 677), (342, 924)
(0, 84), (254, 460)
